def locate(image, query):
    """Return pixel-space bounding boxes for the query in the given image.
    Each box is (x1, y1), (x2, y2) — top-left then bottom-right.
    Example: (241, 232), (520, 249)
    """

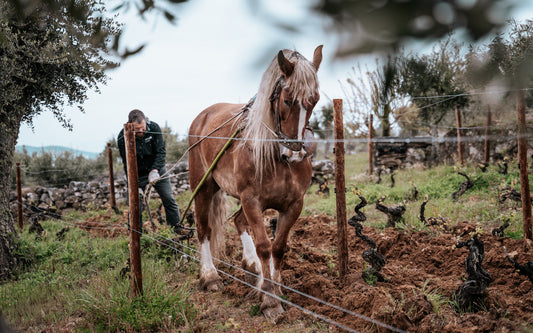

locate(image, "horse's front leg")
(241, 198), (283, 320)
(271, 200), (304, 294)
(232, 208), (262, 290)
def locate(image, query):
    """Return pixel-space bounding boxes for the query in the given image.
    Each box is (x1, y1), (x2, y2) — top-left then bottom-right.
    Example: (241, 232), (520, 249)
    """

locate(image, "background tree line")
(334, 20), (533, 139)
(11, 123), (188, 188)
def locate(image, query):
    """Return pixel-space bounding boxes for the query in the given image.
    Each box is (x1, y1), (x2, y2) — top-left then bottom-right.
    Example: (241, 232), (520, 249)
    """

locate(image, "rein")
(179, 127), (241, 225)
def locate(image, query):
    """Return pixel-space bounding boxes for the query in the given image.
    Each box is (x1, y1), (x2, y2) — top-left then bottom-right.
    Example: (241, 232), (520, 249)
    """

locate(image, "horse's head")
(272, 45), (322, 163)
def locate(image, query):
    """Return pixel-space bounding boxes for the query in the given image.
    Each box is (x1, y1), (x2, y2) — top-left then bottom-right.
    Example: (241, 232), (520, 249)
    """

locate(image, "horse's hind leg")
(233, 208), (262, 292)
(194, 186), (224, 292)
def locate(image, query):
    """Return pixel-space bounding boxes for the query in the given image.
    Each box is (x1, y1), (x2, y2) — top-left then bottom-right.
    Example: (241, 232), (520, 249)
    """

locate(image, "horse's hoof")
(200, 277), (223, 292)
(262, 304), (284, 323)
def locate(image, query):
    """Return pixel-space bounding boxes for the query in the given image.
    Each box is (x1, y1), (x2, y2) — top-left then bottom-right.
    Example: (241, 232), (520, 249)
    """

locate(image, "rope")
(178, 128), (240, 225)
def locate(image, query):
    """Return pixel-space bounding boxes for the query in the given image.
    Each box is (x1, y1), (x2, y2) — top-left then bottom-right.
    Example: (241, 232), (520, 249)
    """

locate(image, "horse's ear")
(312, 45), (323, 71)
(277, 50), (294, 77)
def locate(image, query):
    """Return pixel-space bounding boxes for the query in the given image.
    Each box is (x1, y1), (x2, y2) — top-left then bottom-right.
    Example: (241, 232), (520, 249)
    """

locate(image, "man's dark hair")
(128, 109), (146, 123)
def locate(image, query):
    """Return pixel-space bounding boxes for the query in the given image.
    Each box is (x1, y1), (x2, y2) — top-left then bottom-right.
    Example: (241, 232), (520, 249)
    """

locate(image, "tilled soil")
(78, 211), (533, 332)
(223, 214), (533, 332)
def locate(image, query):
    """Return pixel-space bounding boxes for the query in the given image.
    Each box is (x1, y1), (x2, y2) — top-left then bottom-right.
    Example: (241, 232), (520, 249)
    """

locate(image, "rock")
(69, 181), (87, 191)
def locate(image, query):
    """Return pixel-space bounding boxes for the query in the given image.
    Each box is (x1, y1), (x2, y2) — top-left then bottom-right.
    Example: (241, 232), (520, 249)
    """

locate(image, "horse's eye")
(284, 100), (292, 107)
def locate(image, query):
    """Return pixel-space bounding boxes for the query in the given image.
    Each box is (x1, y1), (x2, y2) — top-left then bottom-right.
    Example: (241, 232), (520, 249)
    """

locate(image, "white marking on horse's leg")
(297, 104), (307, 140)
(241, 231), (263, 286)
(270, 255), (281, 282)
(200, 239), (216, 278)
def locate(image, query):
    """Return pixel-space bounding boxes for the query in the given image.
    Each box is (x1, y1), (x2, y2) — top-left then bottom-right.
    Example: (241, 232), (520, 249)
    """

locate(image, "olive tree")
(0, 0), (119, 279)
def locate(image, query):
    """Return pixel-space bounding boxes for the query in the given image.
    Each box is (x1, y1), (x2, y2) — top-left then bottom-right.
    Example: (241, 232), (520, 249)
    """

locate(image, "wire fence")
(20, 206), (406, 333)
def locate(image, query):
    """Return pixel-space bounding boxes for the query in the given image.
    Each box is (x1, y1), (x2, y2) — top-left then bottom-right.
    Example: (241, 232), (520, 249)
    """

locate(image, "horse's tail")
(209, 190), (227, 262)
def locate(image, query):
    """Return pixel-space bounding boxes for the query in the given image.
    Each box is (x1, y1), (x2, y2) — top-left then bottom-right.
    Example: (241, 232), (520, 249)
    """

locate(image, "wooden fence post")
(124, 123), (143, 296)
(107, 142), (117, 210)
(368, 114), (373, 176)
(516, 91), (532, 241)
(16, 162), (23, 230)
(455, 105), (464, 166)
(484, 105), (491, 164)
(333, 99), (349, 282)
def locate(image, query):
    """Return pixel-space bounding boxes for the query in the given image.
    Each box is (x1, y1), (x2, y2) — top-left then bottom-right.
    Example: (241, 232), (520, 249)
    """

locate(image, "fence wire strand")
(20, 208), (405, 333)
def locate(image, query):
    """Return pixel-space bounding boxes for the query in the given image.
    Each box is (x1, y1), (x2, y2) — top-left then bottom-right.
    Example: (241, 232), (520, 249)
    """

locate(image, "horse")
(188, 45), (322, 320)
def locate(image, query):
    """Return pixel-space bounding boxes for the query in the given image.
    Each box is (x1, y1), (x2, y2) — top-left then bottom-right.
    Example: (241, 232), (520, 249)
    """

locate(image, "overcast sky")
(16, 0), (532, 153)
(17, 0), (356, 153)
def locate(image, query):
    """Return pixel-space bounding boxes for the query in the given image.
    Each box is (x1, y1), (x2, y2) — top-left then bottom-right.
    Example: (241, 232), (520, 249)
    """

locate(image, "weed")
(327, 258), (336, 275)
(362, 262), (378, 286)
(249, 304), (261, 316)
(2, 219), (196, 332)
(421, 279), (448, 316)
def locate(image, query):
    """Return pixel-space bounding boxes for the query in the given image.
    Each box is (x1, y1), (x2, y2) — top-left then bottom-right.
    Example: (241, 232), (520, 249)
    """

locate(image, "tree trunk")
(381, 106), (391, 137)
(0, 108), (22, 280)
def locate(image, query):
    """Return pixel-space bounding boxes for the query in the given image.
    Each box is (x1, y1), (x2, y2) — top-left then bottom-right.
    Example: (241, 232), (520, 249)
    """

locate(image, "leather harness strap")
(269, 77), (304, 152)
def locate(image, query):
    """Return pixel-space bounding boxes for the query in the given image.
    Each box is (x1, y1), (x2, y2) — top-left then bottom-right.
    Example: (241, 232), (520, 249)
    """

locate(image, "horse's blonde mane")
(240, 49), (319, 182)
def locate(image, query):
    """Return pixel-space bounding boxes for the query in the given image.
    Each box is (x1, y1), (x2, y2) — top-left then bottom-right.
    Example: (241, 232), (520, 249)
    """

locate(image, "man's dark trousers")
(139, 166), (181, 228)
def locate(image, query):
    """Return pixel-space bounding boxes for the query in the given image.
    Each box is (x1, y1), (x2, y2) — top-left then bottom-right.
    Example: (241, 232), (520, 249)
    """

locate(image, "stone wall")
(9, 162), (190, 215)
(9, 159), (335, 217)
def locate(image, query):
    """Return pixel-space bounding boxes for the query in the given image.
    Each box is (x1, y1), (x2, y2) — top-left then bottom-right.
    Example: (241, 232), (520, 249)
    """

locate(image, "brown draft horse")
(188, 45), (322, 319)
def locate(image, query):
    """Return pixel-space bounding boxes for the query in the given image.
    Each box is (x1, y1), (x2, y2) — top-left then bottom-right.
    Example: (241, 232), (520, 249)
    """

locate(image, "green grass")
(1, 218), (197, 332)
(300, 153), (526, 238)
(3, 151), (530, 331)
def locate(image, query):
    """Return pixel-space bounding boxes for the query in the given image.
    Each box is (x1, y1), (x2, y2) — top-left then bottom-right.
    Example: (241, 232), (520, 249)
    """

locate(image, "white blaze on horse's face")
(278, 92), (318, 163)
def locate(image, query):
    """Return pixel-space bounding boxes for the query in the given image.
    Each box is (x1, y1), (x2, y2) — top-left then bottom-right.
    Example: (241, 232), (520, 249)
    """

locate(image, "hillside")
(15, 145), (99, 159)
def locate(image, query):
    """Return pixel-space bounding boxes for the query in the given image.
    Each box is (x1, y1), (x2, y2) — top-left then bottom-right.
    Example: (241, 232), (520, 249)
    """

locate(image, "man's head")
(128, 109), (146, 138)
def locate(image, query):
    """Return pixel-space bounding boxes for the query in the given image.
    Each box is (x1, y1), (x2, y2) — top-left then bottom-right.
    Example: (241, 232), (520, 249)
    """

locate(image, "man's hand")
(148, 169), (160, 185)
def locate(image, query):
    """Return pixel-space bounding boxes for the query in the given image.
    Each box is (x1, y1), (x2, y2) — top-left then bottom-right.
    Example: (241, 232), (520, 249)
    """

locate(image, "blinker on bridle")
(269, 77), (305, 152)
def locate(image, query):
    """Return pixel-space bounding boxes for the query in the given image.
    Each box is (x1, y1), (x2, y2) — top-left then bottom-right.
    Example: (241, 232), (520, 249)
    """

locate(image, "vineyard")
(2, 153), (533, 332)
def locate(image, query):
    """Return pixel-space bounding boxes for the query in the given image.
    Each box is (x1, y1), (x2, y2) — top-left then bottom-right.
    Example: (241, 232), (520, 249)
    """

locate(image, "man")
(117, 109), (181, 232)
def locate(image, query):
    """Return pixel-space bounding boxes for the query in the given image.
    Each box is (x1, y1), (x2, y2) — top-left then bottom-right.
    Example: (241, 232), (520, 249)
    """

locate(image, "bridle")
(268, 77), (306, 152)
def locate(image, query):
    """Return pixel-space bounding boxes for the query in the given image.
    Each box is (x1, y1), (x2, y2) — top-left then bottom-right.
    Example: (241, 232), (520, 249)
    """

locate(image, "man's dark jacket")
(117, 120), (166, 179)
